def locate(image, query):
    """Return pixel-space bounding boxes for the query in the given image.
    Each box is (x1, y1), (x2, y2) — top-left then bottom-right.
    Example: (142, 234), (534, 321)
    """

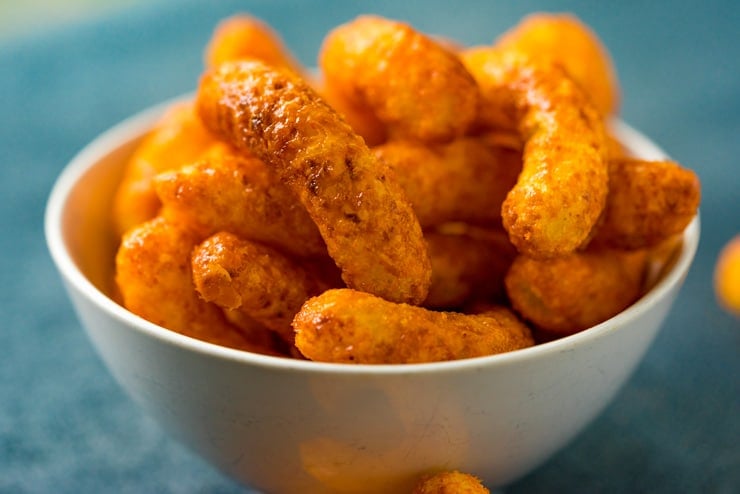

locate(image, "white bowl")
(45, 99), (699, 494)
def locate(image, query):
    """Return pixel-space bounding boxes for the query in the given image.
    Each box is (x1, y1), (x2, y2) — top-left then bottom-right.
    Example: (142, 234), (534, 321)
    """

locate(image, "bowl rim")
(45, 96), (701, 376)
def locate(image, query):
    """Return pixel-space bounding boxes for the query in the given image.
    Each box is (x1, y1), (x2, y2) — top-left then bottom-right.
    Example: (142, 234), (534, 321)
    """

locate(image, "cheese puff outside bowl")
(45, 98), (699, 494)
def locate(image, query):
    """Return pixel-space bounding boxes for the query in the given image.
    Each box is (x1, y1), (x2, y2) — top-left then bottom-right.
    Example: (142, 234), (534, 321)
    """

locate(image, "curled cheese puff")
(461, 48), (609, 258)
(293, 288), (534, 364)
(413, 470), (490, 494)
(425, 224), (517, 309)
(153, 143), (327, 258)
(115, 216), (280, 355)
(494, 12), (620, 117)
(593, 158), (700, 250)
(197, 60), (431, 304)
(111, 101), (218, 238)
(505, 247), (649, 334)
(319, 15), (480, 142)
(315, 78), (387, 147)
(191, 232), (335, 344)
(373, 137), (522, 228)
(204, 14), (304, 74)
(714, 235), (740, 316)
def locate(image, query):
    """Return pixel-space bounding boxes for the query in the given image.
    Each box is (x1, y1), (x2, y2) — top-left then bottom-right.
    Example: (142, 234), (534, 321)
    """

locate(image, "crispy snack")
(153, 143), (327, 258)
(314, 78), (388, 147)
(494, 12), (620, 116)
(373, 137), (522, 228)
(319, 15), (480, 142)
(196, 60), (431, 304)
(191, 232), (332, 343)
(461, 48), (609, 258)
(504, 247), (649, 334)
(115, 216), (278, 354)
(413, 470), (490, 494)
(293, 288), (534, 364)
(111, 101), (217, 237)
(204, 14), (304, 74)
(593, 158), (701, 249)
(425, 225), (517, 309)
(714, 235), (740, 316)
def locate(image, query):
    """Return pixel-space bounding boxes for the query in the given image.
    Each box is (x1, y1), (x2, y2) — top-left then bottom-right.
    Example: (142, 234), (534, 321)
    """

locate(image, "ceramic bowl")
(45, 99), (699, 493)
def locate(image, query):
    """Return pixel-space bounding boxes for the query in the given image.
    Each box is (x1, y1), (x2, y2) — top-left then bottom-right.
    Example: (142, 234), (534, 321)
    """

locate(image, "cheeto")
(594, 158), (701, 249)
(424, 226), (517, 309)
(196, 60), (431, 304)
(373, 137), (522, 227)
(494, 12), (620, 116)
(293, 288), (534, 364)
(319, 15), (480, 142)
(115, 216), (279, 354)
(315, 79), (388, 147)
(153, 144), (327, 258)
(462, 48), (609, 258)
(505, 247), (648, 334)
(204, 14), (304, 74)
(111, 101), (217, 237)
(191, 232), (329, 343)
(413, 470), (490, 494)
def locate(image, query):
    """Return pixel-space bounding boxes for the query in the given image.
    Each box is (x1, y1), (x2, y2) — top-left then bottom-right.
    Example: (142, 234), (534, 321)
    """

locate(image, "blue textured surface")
(1, 0), (738, 492)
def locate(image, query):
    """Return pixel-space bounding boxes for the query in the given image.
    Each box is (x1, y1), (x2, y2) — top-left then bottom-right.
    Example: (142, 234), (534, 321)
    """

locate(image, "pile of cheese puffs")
(112, 13), (700, 364)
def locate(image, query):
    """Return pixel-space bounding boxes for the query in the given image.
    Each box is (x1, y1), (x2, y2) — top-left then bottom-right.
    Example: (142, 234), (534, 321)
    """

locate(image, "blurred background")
(1, 0), (737, 492)
(0, 0), (136, 40)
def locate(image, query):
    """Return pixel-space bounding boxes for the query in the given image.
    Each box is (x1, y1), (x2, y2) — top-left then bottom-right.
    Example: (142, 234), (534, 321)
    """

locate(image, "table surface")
(1, 0), (738, 492)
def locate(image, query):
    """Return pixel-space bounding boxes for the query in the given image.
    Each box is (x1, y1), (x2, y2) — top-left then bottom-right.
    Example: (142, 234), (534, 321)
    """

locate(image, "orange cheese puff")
(319, 15), (480, 142)
(204, 14), (304, 74)
(461, 48), (609, 258)
(111, 101), (218, 238)
(505, 247), (649, 334)
(191, 232), (333, 344)
(293, 288), (534, 364)
(494, 12), (620, 117)
(197, 60), (431, 304)
(373, 137), (522, 228)
(593, 158), (701, 250)
(115, 216), (279, 355)
(413, 470), (490, 494)
(153, 143), (327, 258)
(715, 235), (740, 316)
(424, 225), (517, 309)
(314, 77), (387, 147)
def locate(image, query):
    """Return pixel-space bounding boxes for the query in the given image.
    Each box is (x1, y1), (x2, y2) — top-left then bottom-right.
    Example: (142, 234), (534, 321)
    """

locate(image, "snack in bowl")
(46, 11), (701, 493)
(109, 12), (700, 363)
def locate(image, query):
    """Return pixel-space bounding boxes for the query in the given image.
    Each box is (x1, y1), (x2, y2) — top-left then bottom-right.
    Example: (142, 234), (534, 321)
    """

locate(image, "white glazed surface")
(46, 100), (699, 494)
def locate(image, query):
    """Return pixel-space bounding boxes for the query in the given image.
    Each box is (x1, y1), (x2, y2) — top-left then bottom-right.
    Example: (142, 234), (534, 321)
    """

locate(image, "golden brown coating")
(204, 14), (304, 74)
(461, 48), (609, 258)
(153, 143), (327, 258)
(373, 137), (522, 228)
(111, 101), (217, 237)
(115, 216), (279, 354)
(714, 235), (740, 316)
(413, 470), (490, 494)
(504, 247), (649, 334)
(593, 158), (701, 249)
(196, 60), (431, 304)
(293, 288), (534, 364)
(314, 77), (388, 147)
(424, 225), (517, 309)
(494, 12), (620, 117)
(191, 232), (330, 343)
(319, 15), (480, 142)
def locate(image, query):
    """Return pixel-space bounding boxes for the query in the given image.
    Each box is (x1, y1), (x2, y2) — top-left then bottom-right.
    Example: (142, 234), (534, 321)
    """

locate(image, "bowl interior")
(45, 101), (699, 372)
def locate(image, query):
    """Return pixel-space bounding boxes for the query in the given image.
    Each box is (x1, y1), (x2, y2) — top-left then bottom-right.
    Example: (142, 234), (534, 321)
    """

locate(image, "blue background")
(1, 0), (738, 492)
